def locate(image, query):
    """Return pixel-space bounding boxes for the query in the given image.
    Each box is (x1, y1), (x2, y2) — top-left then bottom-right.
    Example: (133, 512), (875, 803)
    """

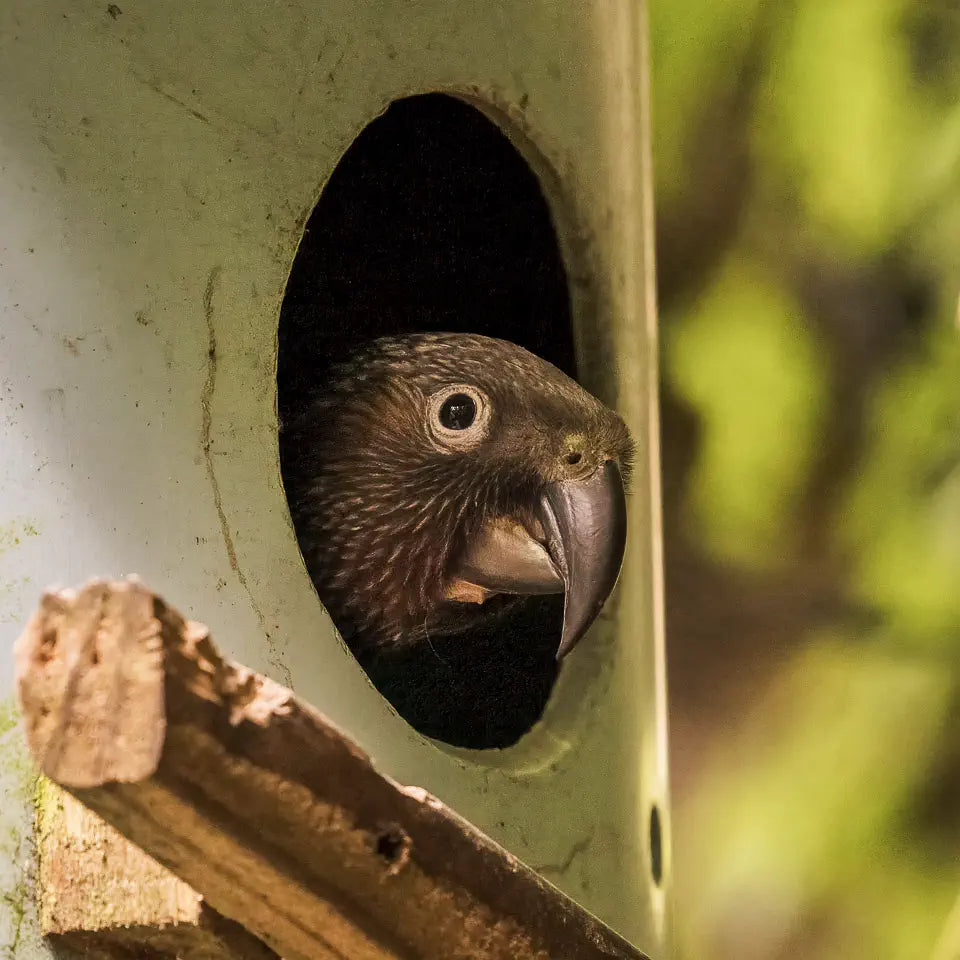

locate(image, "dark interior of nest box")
(278, 93), (578, 749)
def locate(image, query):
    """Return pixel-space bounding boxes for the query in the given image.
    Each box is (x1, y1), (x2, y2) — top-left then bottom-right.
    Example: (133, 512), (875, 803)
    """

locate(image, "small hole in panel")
(278, 93), (577, 750)
(649, 804), (663, 886)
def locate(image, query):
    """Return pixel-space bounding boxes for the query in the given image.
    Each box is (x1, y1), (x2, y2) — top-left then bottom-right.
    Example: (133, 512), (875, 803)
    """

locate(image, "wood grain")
(16, 578), (650, 960)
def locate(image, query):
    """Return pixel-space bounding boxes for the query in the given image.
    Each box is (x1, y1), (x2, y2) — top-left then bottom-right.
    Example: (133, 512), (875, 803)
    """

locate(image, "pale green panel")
(0, 1), (668, 953)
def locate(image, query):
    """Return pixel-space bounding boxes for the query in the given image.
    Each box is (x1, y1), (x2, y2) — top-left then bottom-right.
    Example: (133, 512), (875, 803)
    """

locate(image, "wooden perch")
(15, 579), (650, 960)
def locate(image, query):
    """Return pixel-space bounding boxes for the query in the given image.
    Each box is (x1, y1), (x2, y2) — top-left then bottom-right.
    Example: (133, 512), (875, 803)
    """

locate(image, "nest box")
(0, 1), (670, 955)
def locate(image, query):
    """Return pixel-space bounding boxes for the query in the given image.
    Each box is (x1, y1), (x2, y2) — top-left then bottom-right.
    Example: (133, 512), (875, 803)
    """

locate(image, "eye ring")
(427, 384), (490, 451)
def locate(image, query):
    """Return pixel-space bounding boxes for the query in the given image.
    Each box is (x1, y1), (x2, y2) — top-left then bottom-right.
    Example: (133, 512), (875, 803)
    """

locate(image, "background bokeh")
(648, 2), (960, 957)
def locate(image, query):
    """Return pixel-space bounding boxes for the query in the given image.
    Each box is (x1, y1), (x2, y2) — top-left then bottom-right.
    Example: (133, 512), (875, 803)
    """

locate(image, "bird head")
(284, 333), (634, 660)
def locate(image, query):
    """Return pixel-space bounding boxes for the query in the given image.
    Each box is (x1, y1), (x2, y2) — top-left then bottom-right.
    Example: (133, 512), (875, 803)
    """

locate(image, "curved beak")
(538, 460), (627, 659)
(449, 460), (627, 660)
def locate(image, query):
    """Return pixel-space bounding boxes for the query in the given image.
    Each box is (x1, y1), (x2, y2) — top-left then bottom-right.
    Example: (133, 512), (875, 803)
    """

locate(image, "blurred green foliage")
(649, 1), (960, 957)
(666, 252), (828, 566)
(681, 639), (954, 959)
(843, 321), (960, 646)
(755, 0), (922, 255)
(649, 0), (768, 211)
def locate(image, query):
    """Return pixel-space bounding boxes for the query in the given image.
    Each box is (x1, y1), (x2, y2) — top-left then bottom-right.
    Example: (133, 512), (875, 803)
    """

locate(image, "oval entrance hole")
(278, 93), (577, 749)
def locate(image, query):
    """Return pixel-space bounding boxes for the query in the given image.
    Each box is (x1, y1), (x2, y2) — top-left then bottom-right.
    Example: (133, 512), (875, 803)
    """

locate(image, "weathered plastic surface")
(0, 1), (669, 955)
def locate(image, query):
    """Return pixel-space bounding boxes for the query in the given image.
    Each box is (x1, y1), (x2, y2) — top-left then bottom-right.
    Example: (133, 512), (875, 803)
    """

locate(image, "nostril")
(565, 451), (582, 466)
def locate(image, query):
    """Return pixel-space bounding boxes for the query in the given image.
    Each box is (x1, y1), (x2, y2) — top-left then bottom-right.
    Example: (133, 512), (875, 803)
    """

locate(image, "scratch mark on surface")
(199, 266), (293, 688)
(145, 81), (212, 125)
(131, 71), (273, 142)
(326, 45), (347, 85)
(529, 827), (596, 878)
(200, 265), (222, 471)
(129, 71), (322, 162)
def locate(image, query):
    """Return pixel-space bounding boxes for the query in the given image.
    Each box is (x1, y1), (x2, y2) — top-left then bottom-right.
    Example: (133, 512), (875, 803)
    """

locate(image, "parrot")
(281, 332), (634, 664)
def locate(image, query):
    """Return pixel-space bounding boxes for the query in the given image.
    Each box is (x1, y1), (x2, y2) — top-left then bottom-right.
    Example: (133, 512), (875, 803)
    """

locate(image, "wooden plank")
(15, 579), (651, 960)
(36, 782), (277, 960)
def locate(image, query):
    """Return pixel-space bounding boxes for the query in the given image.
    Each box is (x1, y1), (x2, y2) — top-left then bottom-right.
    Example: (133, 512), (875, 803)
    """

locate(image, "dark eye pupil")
(439, 393), (477, 430)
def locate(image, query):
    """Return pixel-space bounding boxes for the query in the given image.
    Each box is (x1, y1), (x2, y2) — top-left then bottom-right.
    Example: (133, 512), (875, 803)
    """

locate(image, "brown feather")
(281, 333), (633, 651)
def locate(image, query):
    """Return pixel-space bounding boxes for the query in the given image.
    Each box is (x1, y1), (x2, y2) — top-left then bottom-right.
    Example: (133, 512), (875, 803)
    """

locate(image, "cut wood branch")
(15, 579), (650, 960)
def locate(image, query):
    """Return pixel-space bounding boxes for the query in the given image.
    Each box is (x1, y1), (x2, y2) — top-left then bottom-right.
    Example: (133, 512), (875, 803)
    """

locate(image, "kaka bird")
(282, 332), (633, 662)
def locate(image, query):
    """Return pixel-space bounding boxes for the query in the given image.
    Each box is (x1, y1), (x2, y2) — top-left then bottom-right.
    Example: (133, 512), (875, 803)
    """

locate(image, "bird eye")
(427, 384), (490, 450)
(438, 393), (476, 430)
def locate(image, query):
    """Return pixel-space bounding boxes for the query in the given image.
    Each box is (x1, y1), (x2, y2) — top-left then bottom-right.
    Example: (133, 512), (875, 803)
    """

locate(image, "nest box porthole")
(278, 93), (579, 750)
